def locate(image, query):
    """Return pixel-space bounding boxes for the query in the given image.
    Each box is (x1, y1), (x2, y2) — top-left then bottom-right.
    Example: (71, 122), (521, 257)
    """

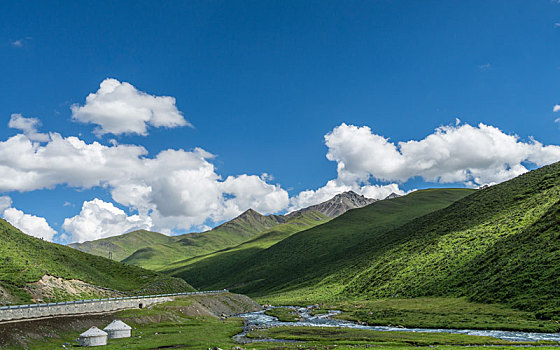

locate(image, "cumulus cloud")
(63, 199), (153, 243)
(288, 180), (405, 212)
(2, 116), (559, 242)
(8, 114), (50, 142)
(554, 104), (560, 112)
(0, 196), (57, 241)
(0, 128), (289, 241)
(0, 133), (147, 192)
(324, 122), (560, 187)
(71, 78), (190, 136)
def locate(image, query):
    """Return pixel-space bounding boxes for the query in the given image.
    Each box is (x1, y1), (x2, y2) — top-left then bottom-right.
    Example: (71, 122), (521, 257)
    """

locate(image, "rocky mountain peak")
(288, 191), (376, 218)
(384, 192), (401, 200)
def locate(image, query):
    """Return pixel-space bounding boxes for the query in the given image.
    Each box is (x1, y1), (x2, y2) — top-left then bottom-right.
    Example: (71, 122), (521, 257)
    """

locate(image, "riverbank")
(255, 296), (560, 333)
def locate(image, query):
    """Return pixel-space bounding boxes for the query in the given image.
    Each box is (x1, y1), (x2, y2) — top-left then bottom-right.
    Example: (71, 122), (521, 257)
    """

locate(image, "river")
(233, 306), (560, 344)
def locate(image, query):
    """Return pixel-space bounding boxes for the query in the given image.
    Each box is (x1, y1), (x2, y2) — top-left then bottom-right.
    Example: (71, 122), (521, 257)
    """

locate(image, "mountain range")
(11, 162), (560, 320)
(70, 190), (377, 269)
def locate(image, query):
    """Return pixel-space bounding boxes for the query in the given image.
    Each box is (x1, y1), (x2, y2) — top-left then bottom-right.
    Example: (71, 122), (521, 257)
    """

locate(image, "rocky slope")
(288, 191), (376, 218)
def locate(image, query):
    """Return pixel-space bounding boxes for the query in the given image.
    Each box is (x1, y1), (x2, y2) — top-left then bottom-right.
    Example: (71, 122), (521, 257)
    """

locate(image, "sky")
(1, 0), (559, 244)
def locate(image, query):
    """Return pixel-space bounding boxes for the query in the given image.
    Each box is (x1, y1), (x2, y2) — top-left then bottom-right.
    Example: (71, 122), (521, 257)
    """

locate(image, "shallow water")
(234, 306), (560, 343)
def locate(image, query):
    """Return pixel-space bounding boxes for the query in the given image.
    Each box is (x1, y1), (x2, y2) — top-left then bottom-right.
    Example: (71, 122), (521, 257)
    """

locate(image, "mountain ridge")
(287, 190), (376, 218)
(69, 190), (377, 268)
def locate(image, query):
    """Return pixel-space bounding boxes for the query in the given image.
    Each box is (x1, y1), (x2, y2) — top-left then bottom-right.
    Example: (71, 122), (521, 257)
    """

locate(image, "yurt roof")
(80, 326), (108, 337)
(104, 320), (132, 330)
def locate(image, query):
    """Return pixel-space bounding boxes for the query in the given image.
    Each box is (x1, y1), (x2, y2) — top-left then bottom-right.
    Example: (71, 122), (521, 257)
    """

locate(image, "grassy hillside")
(0, 219), (194, 304)
(163, 210), (331, 283)
(340, 162), (560, 314)
(198, 162), (560, 317)
(71, 192), (373, 271)
(69, 230), (175, 261)
(169, 188), (473, 294)
(121, 209), (289, 270)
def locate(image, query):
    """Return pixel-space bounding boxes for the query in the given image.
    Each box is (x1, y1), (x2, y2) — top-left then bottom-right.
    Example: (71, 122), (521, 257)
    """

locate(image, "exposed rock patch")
(24, 275), (124, 303)
(0, 286), (17, 305)
(288, 191), (376, 218)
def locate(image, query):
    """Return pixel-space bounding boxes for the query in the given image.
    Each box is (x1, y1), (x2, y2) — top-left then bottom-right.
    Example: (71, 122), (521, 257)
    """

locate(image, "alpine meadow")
(2, 1), (560, 349)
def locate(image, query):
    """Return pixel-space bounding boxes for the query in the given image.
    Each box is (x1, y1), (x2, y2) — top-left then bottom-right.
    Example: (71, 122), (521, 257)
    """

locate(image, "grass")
(11, 297), (560, 350)
(265, 307), (301, 322)
(120, 209), (328, 271)
(69, 230), (176, 262)
(171, 162), (560, 320)
(257, 297), (560, 333)
(327, 297), (560, 333)
(0, 218), (193, 304)
(164, 210), (330, 286)
(339, 162), (560, 314)
(247, 326), (557, 346)
(13, 310), (244, 350)
(173, 188), (473, 295)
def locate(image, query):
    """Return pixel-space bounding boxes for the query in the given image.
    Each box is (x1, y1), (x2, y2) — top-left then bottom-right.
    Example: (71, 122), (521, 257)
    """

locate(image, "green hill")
(167, 188), (473, 295)
(170, 162), (560, 316)
(69, 230), (175, 261)
(70, 191), (376, 271)
(0, 218), (194, 305)
(121, 209), (290, 270)
(341, 162), (560, 314)
(163, 210), (331, 281)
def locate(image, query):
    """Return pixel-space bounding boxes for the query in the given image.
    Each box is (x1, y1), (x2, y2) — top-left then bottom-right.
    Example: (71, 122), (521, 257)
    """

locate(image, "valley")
(2, 164), (560, 349)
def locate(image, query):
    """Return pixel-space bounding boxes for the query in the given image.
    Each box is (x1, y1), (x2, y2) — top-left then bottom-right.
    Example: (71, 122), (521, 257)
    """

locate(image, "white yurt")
(78, 326), (108, 347)
(104, 319), (132, 339)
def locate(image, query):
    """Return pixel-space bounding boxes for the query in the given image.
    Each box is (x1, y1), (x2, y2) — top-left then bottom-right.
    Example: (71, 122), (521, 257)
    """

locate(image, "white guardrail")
(0, 289), (228, 322)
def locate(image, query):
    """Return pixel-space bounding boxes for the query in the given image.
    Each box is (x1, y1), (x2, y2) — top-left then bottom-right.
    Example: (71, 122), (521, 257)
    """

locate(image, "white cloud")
(0, 196), (12, 212)
(2, 115), (559, 242)
(0, 196), (57, 241)
(288, 180), (405, 212)
(289, 121), (560, 211)
(360, 183), (406, 199)
(71, 78), (190, 136)
(8, 114), (50, 142)
(0, 133), (147, 192)
(554, 104), (560, 112)
(11, 40), (23, 47)
(63, 199), (152, 243)
(324, 122), (560, 187)
(0, 127), (288, 240)
(325, 124), (560, 185)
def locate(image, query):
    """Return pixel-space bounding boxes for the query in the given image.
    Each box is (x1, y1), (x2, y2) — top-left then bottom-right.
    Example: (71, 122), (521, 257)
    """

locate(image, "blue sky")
(1, 1), (559, 243)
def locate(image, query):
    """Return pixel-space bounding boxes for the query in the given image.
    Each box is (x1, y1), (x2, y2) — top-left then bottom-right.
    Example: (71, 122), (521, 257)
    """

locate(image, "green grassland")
(264, 307), (301, 322)
(69, 230), (176, 261)
(0, 218), (193, 304)
(338, 162), (560, 314)
(247, 326), (556, 346)
(170, 188), (473, 295)
(69, 208), (289, 270)
(10, 298), (558, 350)
(324, 297), (560, 332)
(8, 307), (244, 350)
(163, 210), (330, 284)
(171, 162), (560, 321)
(121, 209), (323, 271)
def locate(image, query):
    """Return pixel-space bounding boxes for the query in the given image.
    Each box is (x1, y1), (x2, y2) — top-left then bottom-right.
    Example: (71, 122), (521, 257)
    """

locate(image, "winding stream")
(233, 306), (560, 344)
